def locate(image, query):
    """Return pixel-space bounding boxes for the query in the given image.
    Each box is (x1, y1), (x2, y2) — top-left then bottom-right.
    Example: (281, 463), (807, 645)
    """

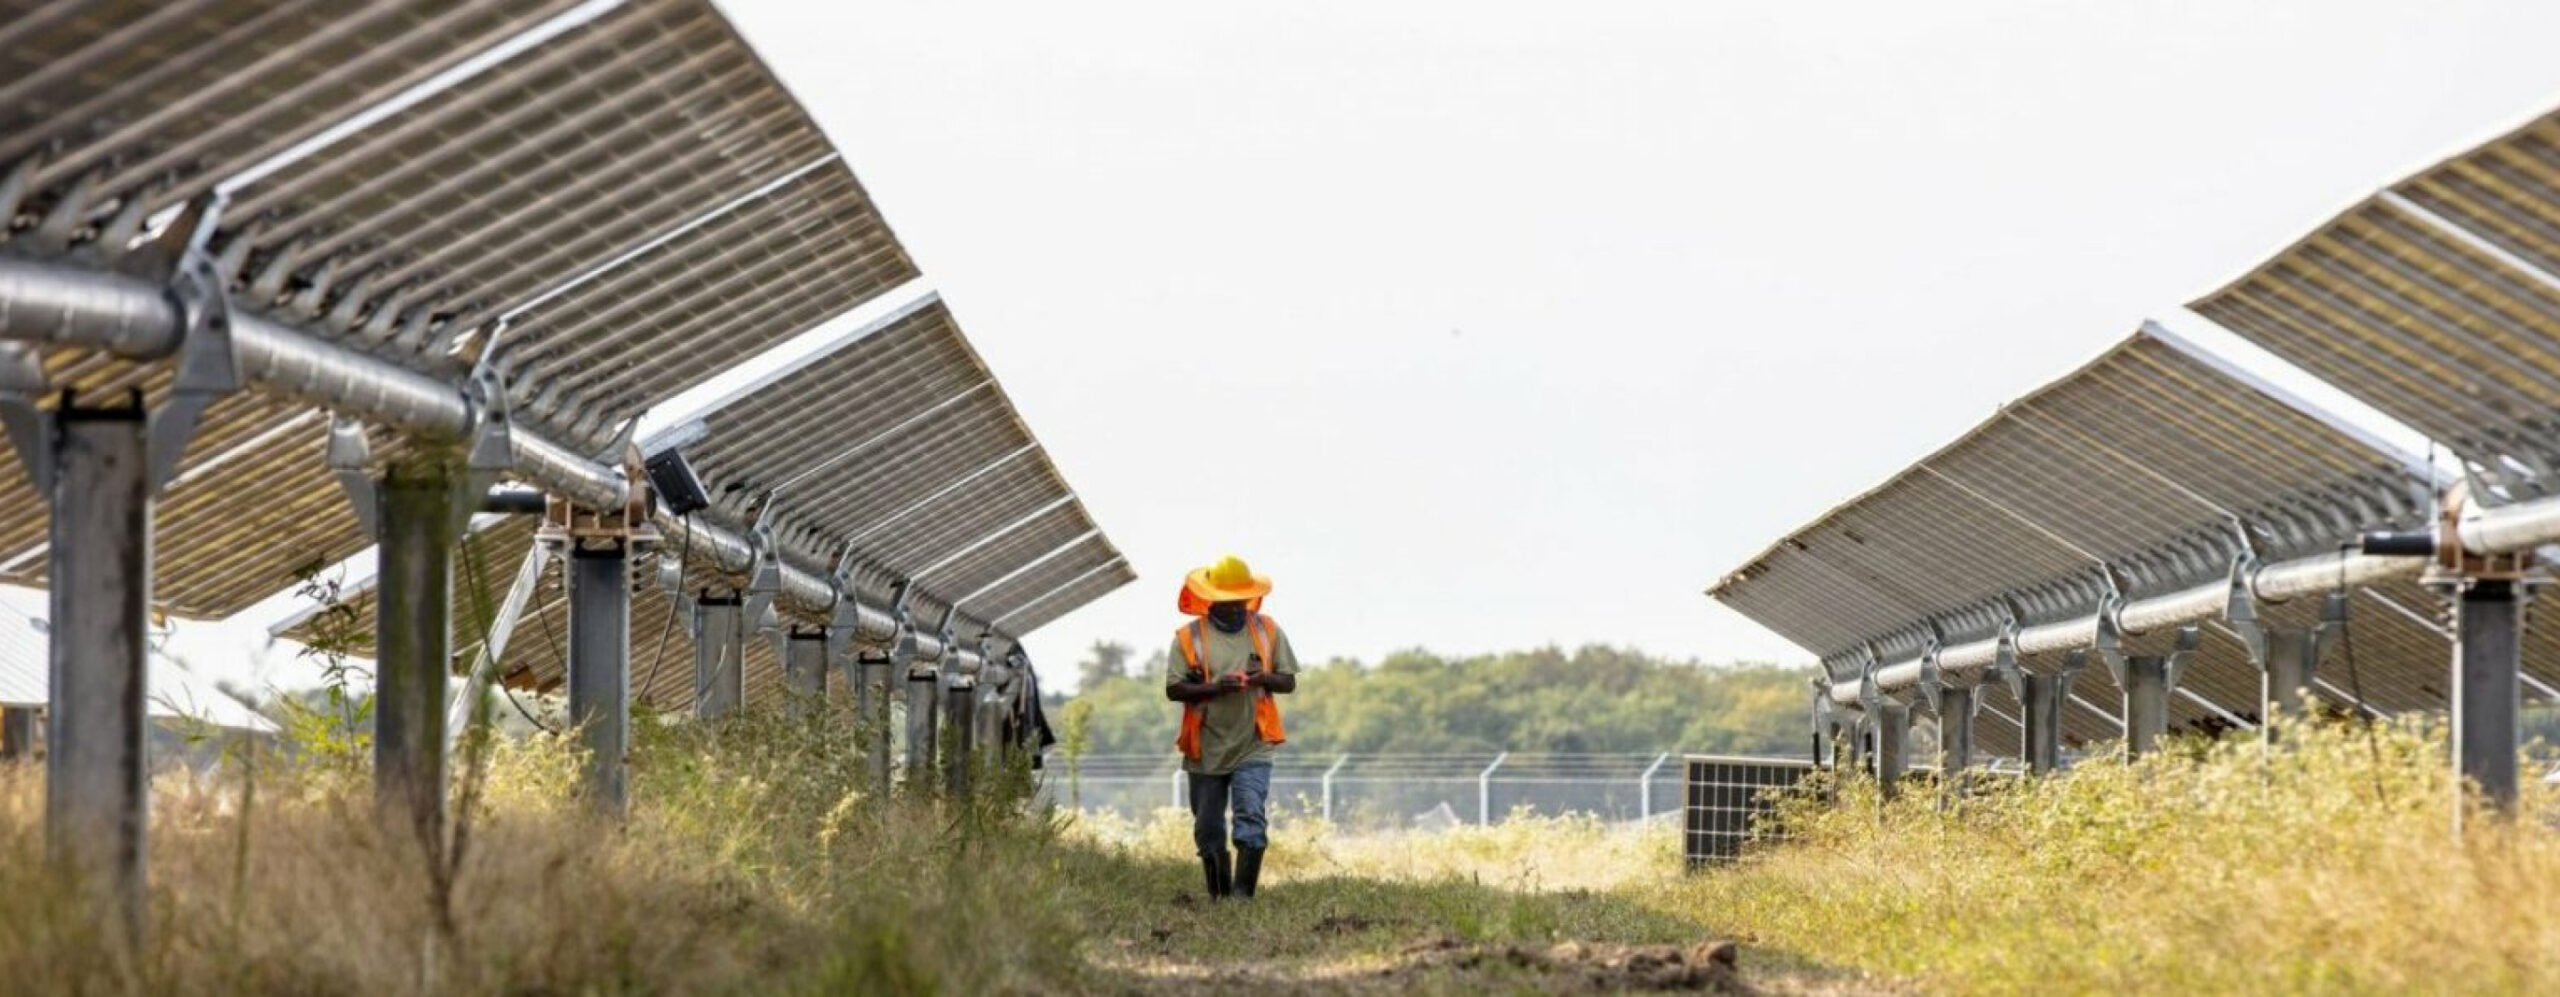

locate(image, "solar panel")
(1711, 326), (2434, 740)
(2194, 112), (2560, 503)
(0, 0), (930, 620)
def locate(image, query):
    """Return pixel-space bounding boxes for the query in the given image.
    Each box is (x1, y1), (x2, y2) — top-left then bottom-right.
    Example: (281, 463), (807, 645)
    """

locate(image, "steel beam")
(2452, 578), (2524, 816)
(44, 401), (151, 943)
(374, 454), (460, 844)
(567, 540), (630, 815)
(692, 594), (745, 721)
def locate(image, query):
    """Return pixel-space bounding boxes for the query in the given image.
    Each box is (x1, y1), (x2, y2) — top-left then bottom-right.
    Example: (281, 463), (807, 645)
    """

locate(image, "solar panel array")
(1712, 326), (2439, 751)
(2, 2), (1125, 688)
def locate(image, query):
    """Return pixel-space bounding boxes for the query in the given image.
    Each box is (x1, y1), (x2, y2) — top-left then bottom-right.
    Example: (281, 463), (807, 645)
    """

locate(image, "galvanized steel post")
(857, 651), (895, 795)
(1478, 751), (1509, 825)
(904, 665), (939, 788)
(44, 401), (152, 944)
(1871, 702), (1909, 798)
(1937, 686), (1975, 779)
(2022, 672), (2065, 775)
(2452, 578), (2525, 818)
(1638, 752), (1670, 820)
(783, 627), (827, 720)
(692, 594), (745, 720)
(1320, 753), (1348, 822)
(942, 672), (976, 797)
(375, 454), (461, 848)
(2118, 657), (2173, 758)
(567, 540), (630, 815)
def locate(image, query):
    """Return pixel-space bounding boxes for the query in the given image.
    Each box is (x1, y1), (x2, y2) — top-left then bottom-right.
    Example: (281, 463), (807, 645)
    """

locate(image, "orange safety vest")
(1174, 613), (1287, 761)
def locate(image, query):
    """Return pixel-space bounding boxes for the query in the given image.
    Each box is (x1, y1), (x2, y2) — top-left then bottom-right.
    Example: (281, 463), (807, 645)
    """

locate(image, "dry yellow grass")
(1650, 720), (2560, 994)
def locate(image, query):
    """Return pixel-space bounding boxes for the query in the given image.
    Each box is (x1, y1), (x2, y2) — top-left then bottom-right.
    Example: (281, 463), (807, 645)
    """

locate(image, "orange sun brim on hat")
(1178, 565), (1271, 616)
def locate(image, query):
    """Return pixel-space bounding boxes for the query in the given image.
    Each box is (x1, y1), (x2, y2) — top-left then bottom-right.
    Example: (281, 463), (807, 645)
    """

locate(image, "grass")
(1652, 719), (2560, 995)
(9, 706), (2549, 993)
(0, 707), (1755, 994)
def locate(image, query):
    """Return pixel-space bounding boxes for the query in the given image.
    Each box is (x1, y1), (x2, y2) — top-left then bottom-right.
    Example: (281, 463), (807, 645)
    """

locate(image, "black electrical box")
(645, 447), (712, 517)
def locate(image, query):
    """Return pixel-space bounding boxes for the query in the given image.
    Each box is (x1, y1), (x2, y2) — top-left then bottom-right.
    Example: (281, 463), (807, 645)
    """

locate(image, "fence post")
(1169, 767), (1184, 811)
(1477, 752), (1509, 825)
(1321, 754), (1348, 822)
(1638, 752), (1670, 820)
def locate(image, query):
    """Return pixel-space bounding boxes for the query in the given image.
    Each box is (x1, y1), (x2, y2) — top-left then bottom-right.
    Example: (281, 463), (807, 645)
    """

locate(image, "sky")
(40, 1), (2560, 700)
(703, 0), (2560, 690)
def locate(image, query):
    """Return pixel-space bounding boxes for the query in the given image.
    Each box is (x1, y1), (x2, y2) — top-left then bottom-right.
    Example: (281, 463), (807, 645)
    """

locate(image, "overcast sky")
(45, 1), (2560, 700)
(695, 0), (2560, 689)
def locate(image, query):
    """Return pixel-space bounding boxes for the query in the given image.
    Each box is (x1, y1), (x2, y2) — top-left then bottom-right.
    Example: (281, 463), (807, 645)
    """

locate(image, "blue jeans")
(1189, 761), (1272, 854)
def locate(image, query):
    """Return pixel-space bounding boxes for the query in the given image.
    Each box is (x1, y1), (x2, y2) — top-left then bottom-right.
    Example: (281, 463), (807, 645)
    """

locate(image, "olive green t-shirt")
(1165, 618), (1300, 775)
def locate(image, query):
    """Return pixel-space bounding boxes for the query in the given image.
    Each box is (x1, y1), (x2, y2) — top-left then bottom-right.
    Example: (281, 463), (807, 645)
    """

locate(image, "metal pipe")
(44, 402), (151, 945)
(0, 257), (945, 650)
(374, 454), (457, 848)
(568, 541), (630, 816)
(1837, 546), (2427, 705)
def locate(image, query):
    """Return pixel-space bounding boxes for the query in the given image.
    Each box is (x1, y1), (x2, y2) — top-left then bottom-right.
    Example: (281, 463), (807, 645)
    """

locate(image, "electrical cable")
(2336, 542), (2386, 802)
(636, 511), (690, 708)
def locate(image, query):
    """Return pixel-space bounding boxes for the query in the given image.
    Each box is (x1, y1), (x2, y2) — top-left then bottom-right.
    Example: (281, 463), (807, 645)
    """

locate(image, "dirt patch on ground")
(1385, 936), (1749, 992)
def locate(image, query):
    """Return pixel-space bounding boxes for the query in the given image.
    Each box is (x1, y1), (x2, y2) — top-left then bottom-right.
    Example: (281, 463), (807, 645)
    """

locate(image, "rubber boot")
(1200, 848), (1232, 900)
(1234, 846), (1265, 900)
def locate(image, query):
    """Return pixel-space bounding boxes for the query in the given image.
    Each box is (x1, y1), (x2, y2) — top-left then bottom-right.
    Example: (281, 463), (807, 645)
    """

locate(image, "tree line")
(1053, 640), (1814, 758)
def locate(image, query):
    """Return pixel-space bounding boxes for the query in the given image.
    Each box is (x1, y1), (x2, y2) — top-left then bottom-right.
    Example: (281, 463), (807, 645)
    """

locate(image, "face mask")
(1207, 602), (1248, 632)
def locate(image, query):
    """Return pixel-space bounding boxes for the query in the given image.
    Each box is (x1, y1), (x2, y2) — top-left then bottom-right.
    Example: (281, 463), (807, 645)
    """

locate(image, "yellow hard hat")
(1180, 554), (1272, 615)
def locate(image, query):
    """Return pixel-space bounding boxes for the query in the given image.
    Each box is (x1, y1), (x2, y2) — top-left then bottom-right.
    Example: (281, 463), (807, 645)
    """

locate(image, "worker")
(1164, 554), (1298, 901)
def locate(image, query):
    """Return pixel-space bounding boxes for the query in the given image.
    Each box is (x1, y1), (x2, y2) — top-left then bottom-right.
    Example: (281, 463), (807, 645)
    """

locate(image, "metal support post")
(43, 401), (152, 942)
(2022, 672), (2064, 775)
(1321, 753), (1348, 822)
(1937, 685), (1975, 787)
(941, 671), (976, 797)
(1638, 752), (1670, 820)
(2099, 620), (2197, 760)
(2231, 573), (2345, 744)
(1478, 751), (1509, 825)
(692, 594), (744, 720)
(784, 627), (827, 720)
(857, 652), (895, 794)
(2452, 578), (2524, 815)
(1872, 701), (1909, 798)
(566, 540), (630, 815)
(2118, 657), (2172, 757)
(374, 454), (463, 845)
(0, 706), (33, 761)
(903, 665), (939, 788)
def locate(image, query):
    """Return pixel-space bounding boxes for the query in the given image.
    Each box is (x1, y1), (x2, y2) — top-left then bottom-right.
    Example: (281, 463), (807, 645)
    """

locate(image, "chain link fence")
(1039, 752), (1693, 831)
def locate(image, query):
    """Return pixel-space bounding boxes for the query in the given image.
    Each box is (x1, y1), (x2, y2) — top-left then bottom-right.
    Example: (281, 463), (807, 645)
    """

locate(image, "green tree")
(1078, 639), (1133, 691)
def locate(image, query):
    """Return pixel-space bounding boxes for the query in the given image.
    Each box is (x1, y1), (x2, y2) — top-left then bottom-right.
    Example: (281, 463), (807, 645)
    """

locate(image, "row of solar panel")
(0, 0), (1131, 707)
(1712, 104), (2560, 754)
